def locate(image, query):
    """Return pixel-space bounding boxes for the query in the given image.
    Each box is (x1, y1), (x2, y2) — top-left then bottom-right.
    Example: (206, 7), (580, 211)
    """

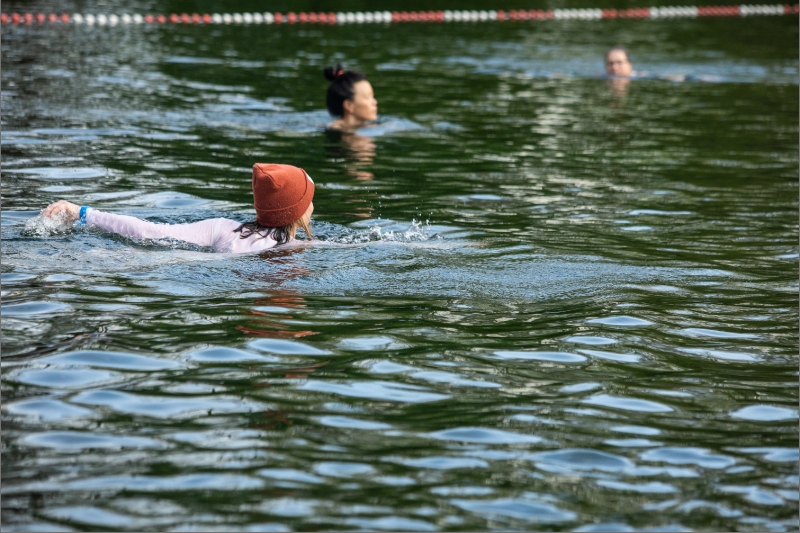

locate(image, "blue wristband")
(77, 206), (89, 226)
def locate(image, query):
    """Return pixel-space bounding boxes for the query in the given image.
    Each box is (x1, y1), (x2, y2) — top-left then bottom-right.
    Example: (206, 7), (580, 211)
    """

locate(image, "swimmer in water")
(324, 64), (378, 131)
(40, 164), (314, 254)
(604, 46), (638, 97)
(605, 46), (636, 78)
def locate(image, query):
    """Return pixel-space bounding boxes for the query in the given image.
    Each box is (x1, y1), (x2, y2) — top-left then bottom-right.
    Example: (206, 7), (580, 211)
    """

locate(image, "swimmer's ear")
(342, 98), (355, 115)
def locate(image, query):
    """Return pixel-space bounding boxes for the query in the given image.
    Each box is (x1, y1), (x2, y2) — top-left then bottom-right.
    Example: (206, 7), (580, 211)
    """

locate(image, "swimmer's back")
(85, 209), (280, 253)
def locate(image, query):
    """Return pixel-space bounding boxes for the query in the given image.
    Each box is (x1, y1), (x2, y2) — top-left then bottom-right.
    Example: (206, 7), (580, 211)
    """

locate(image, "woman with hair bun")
(323, 64), (378, 130)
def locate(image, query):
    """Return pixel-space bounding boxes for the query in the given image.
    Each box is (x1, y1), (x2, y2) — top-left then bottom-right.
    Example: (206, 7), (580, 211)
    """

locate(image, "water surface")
(2, 2), (798, 531)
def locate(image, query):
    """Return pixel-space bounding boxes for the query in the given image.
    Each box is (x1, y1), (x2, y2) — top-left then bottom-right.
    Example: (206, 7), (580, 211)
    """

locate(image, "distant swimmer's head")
(605, 46), (634, 77)
(243, 163), (315, 243)
(324, 64), (378, 125)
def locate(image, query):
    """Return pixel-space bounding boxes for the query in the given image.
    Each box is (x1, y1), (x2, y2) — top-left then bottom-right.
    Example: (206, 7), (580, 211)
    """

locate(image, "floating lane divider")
(1, 5), (797, 25)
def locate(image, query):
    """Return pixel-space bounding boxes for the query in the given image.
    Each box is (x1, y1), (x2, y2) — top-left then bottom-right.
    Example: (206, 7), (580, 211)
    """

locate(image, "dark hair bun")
(323, 64), (344, 82)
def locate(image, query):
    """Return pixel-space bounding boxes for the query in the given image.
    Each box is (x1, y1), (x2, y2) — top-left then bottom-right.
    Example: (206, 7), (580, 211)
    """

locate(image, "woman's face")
(344, 81), (378, 121)
(605, 50), (633, 77)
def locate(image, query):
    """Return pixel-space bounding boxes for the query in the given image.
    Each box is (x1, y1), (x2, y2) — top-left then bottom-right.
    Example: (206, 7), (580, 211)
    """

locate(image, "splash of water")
(21, 211), (75, 237)
(320, 220), (437, 245)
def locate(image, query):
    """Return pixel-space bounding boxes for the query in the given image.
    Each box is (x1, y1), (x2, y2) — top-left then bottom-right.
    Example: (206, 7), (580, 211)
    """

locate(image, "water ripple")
(678, 348), (759, 362)
(1, 301), (72, 316)
(71, 390), (264, 418)
(66, 473), (264, 491)
(257, 468), (325, 484)
(343, 516), (436, 531)
(429, 427), (542, 444)
(247, 338), (330, 355)
(730, 405), (798, 421)
(393, 456), (489, 470)
(187, 347), (281, 363)
(5, 398), (95, 421)
(578, 349), (641, 363)
(11, 368), (122, 389)
(596, 479), (678, 493)
(492, 351), (586, 362)
(38, 350), (181, 371)
(20, 431), (166, 450)
(680, 328), (758, 339)
(582, 393), (674, 413)
(299, 380), (448, 403)
(734, 448), (799, 463)
(586, 316), (654, 327)
(528, 449), (634, 472)
(564, 336), (617, 345)
(450, 497), (576, 523)
(313, 461), (375, 478)
(317, 415), (393, 430)
(4, 166), (107, 180)
(640, 447), (736, 469)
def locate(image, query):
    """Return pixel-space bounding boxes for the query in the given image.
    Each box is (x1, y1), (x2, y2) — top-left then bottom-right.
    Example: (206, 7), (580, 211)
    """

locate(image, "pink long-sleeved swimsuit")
(84, 209), (282, 253)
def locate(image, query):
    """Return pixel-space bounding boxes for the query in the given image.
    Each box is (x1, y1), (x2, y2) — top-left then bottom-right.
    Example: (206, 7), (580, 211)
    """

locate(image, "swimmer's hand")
(42, 200), (81, 221)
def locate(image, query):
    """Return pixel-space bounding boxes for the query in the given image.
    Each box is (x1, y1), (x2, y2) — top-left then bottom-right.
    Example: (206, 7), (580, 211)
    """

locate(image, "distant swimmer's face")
(343, 80), (378, 122)
(605, 50), (633, 77)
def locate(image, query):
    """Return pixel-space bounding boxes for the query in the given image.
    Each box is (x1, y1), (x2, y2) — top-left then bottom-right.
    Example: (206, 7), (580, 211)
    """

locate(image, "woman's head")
(605, 46), (633, 77)
(324, 64), (378, 122)
(251, 163), (315, 231)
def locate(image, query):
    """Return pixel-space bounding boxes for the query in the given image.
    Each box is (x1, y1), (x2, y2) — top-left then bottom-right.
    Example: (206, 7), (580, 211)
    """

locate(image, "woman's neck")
(340, 113), (367, 129)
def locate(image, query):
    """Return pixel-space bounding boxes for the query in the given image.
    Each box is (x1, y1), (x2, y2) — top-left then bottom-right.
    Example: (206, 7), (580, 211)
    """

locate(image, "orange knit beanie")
(251, 163), (315, 228)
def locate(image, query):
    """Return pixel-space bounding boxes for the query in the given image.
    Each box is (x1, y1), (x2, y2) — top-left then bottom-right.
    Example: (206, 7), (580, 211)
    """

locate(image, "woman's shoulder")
(326, 119), (347, 131)
(195, 218), (245, 237)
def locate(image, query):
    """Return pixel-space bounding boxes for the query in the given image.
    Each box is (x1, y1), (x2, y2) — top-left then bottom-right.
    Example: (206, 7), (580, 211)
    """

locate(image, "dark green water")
(2, 1), (798, 531)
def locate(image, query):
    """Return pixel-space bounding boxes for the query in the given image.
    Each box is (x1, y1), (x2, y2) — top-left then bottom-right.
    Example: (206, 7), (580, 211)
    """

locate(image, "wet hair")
(606, 46), (632, 63)
(323, 63), (367, 117)
(234, 217), (313, 246)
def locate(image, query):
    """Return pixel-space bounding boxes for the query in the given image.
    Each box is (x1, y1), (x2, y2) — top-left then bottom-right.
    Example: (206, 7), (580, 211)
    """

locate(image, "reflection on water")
(326, 129), (377, 181)
(1, 4), (798, 532)
(606, 76), (631, 97)
(342, 132), (377, 181)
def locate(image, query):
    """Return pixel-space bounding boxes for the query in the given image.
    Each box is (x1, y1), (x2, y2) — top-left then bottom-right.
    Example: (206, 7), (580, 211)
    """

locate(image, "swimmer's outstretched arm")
(41, 200), (231, 249)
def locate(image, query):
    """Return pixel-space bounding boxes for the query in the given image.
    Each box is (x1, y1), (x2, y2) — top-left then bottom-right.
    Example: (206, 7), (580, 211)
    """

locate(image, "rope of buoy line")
(1, 5), (798, 26)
